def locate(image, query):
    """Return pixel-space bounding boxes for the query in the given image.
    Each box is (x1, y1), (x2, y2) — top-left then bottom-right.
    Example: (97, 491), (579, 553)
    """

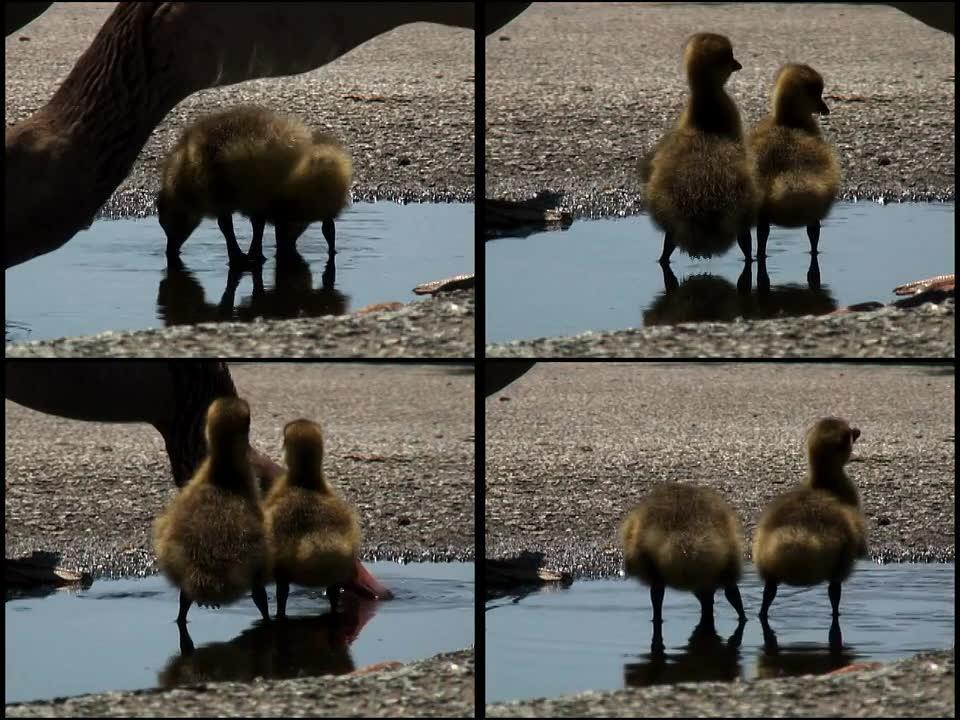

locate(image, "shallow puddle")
(486, 202), (954, 343)
(5, 561), (473, 704)
(5, 201), (473, 343)
(485, 562), (953, 703)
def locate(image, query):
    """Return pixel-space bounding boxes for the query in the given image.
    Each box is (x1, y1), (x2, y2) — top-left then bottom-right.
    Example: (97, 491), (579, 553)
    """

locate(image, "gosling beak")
(817, 98), (830, 115)
(731, 58), (742, 72)
(346, 558), (395, 600)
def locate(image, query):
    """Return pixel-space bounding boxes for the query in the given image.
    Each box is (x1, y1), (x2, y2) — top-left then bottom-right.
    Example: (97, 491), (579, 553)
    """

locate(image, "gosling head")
(772, 64), (830, 122)
(204, 397), (251, 461)
(156, 186), (202, 259)
(806, 416), (860, 469)
(282, 419), (328, 487)
(683, 33), (742, 89)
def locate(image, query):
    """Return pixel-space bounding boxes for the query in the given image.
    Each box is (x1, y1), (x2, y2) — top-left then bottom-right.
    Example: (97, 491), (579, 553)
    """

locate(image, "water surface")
(5, 561), (473, 704)
(486, 562), (953, 703)
(6, 202), (473, 343)
(486, 202), (954, 343)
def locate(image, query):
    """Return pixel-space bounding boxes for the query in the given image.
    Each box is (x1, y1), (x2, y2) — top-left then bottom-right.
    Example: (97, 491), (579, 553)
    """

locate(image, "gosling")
(753, 417), (866, 620)
(621, 482), (747, 625)
(748, 64), (841, 258)
(644, 33), (759, 264)
(264, 419), (362, 617)
(157, 105), (352, 267)
(153, 397), (271, 624)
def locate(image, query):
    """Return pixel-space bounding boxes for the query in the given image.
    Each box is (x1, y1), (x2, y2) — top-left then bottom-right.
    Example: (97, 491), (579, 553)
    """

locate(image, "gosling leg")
(828, 579), (842, 618)
(657, 233), (675, 265)
(177, 620), (196, 655)
(251, 584), (270, 622)
(757, 256), (771, 294)
(736, 259), (752, 296)
(756, 214), (770, 259)
(724, 583), (747, 621)
(176, 590), (193, 625)
(807, 253), (822, 290)
(322, 218), (337, 255)
(650, 583), (665, 625)
(695, 589), (715, 625)
(276, 573), (290, 619)
(327, 584), (343, 612)
(806, 221), (821, 255)
(758, 579), (778, 620)
(737, 228), (752, 262)
(247, 216), (267, 265)
(828, 615), (843, 653)
(218, 214), (248, 267)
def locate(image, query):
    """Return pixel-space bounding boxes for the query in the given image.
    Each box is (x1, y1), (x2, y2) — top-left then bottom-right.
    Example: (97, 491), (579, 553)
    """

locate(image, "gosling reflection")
(756, 615), (857, 679)
(159, 603), (377, 689)
(233, 249), (348, 321)
(157, 252), (348, 326)
(624, 616), (747, 688)
(643, 257), (836, 326)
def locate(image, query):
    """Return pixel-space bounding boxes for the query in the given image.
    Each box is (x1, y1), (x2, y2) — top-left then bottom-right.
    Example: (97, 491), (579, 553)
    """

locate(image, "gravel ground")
(6, 363), (474, 576)
(6, 3), (474, 206)
(486, 362), (954, 576)
(485, 648), (954, 718)
(486, 2), (955, 214)
(6, 648), (474, 718)
(5, 289), (475, 358)
(486, 298), (954, 358)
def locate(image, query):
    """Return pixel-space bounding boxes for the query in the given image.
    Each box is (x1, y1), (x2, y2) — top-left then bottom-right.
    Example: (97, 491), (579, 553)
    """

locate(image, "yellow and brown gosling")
(264, 419), (362, 617)
(157, 105), (352, 267)
(153, 397), (271, 624)
(621, 482), (747, 625)
(753, 417), (866, 621)
(644, 33), (759, 264)
(748, 64), (841, 258)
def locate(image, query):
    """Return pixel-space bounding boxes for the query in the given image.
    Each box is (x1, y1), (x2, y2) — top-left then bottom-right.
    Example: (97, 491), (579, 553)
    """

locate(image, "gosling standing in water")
(158, 106), (352, 267)
(748, 64), (841, 258)
(753, 417), (866, 620)
(153, 397), (271, 624)
(621, 483), (747, 625)
(264, 419), (362, 617)
(644, 33), (759, 264)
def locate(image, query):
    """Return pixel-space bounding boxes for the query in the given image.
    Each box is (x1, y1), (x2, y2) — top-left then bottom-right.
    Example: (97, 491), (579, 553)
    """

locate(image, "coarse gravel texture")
(6, 2), (475, 208)
(486, 2), (955, 214)
(5, 289), (475, 358)
(486, 362), (954, 577)
(6, 648), (475, 718)
(485, 648), (954, 718)
(485, 298), (955, 358)
(6, 363), (474, 577)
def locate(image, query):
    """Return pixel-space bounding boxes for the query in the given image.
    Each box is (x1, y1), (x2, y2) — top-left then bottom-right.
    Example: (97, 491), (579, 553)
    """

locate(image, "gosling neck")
(683, 82), (743, 140)
(772, 101), (821, 134)
(287, 456), (331, 493)
(808, 457), (859, 506)
(206, 446), (257, 495)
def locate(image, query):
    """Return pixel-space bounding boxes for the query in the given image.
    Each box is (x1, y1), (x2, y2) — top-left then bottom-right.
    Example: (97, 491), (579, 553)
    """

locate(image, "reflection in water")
(643, 257), (837, 326)
(159, 602), (378, 689)
(756, 616), (857, 679)
(624, 617), (746, 688)
(157, 252), (348, 326)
